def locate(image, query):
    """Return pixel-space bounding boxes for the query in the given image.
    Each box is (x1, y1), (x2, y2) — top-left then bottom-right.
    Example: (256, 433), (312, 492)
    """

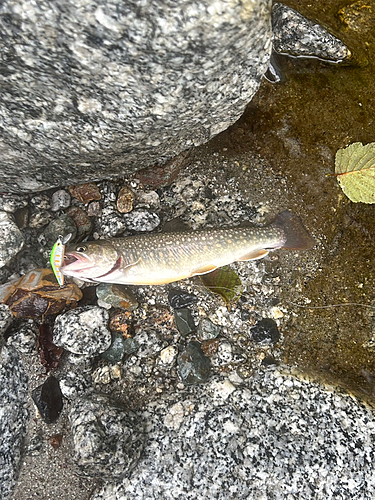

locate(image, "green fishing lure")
(50, 234), (71, 286)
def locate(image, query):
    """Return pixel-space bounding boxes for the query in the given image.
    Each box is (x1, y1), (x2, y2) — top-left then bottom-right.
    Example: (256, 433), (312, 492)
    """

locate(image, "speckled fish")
(61, 211), (315, 285)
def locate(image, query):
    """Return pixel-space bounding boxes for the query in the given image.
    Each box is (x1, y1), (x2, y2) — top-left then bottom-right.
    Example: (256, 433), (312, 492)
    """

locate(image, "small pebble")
(51, 190), (71, 211)
(117, 186), (135, 213)
(159, 345), (178, 365)
(251, 318), (280, 345)
(136, 190), (160, 209)
(31, 376), (63, 424)
(44, 214), (77, 246)
(96, 284), (138, 311)
(124, 210), (160, 232)
(177, 341), (211, 385)
(66, 206), (93, 240)
(69, 183), (101, 203)
(101, 332), (127, 363)
(87, 201), (102, 217)
(168, 288), (198, 309)
(197, 317), (221, 341)
(174, 308), (196, 336)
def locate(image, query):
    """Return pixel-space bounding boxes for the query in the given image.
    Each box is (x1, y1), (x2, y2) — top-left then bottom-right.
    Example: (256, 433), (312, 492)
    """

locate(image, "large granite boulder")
(0, 0), (272, 193)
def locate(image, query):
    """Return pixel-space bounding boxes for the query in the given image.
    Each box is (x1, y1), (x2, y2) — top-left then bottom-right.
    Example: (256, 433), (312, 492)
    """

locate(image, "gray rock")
(177, 341), (211, 384)
(44, 214), (77, 246)
(53, 306), (112, 356)
(0, 0), (272, 193)
(0, 304), (13, 338)
(91, 367), (375, 499)
(197, 317), (221, 340)
(0, 346), (29, 500)
(51, 190), (71, 211)
(0, 194), (28, 213)
(124, 210), (160, 232)
(0, 212), (24, 268)
(272, 3), (350, 61)
(69, 393), (145, 479)
(6, 320), (37, 354)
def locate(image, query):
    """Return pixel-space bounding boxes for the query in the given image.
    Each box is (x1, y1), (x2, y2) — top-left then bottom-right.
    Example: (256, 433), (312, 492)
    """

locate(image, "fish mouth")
(61, 252), (96, 274)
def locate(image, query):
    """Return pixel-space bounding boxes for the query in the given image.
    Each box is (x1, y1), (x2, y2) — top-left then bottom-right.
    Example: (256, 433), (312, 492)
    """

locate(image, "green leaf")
(200, 266), (243, 305)
(335, 142), (375, 203)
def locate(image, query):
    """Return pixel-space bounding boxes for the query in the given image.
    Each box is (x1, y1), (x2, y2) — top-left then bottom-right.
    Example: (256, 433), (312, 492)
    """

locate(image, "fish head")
(61, 241), (119, 281)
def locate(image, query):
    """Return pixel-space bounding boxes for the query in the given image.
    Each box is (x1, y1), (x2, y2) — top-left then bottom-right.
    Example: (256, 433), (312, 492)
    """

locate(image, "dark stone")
(173, 308), (196, 336)
(251, 318), (280, 345)
(31, 376), (63, 424)
(101, 332), (127, 363)
(177, 341), (211, 385)
(197, 318), (221, 341)
(168, 289), (198, 309)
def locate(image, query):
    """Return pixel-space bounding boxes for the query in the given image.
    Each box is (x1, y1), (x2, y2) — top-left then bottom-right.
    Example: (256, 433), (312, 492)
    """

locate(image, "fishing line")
(286, 301), (375, 310)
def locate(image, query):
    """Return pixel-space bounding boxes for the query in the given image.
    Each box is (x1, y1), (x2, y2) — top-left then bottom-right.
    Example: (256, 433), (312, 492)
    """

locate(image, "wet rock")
(177, 341), (211, 385)
(28, 209), (53, 229)
(0, 304), (13, 337)
(96, 284), (138, 311)
(1, 1), (272, 194)
(97, 208), (127, 238)
(173, 308), (196, 336)
(69, 183), (102, 204)
(6, 320), (37, 354)
(272, 3), (350, 61)
(87, 201), (102, 217)
(159, 345), (178, 366)
(101, 332), (127, 363)
(44, 214), (77, 247)
(0, 346), (29, 500)
(29, 194), (51, 210)
(51, 190), (71, 211)
(168, 288), (198, 309)
(53, 306), (111, 356)
(109, 310), (132, 336)
(31, 376), (63, 424)
(123, 337), (139, 356)
(66, 206), (93, 241)
(0, 212), (24, 268)
(0, 194), (28, 213)
(124, 210), (160, 232)
(201, 339), (220, 357)
(197, 317), (221, 341)
(59, 367), (92, 401)
(116, 186), (135, 214)
(135, 190), (160, 209)
(69, 393), (145, 479)
(50, 433), (63, 450)
(251, 318), (280, 345)
(0, 269), (82, 318)
(14, 248), (44, 277)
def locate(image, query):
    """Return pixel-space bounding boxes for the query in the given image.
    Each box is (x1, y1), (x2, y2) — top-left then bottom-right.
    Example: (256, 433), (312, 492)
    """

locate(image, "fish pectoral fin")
(237, 249), (269, 261)
(190, 264), (218, 277)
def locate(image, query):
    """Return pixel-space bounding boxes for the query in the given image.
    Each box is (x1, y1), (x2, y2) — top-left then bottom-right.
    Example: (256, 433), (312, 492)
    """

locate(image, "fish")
(61, 210), (315, 285)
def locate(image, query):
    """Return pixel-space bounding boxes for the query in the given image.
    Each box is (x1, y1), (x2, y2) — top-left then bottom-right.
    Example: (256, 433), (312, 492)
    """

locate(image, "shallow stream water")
(193, 0), (375, 404)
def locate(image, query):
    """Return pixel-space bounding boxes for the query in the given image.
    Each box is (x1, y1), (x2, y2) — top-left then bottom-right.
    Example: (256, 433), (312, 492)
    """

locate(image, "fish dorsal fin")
(237, 249), (269, 261)
(190, 264), (218, 277)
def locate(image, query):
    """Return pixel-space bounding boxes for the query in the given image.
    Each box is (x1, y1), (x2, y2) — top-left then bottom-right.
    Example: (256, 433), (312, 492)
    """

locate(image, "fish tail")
(272, 211), (315, 250)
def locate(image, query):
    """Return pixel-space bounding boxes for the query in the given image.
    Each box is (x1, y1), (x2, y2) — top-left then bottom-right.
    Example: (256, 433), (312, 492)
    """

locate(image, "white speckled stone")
(0, 212), (24, 268)
(0, 0), (272, 193)
(0, 346), (29, 500)
(53, 306), (111, 356)
(91, 367), (375, 499)
(69, 393), (145, 479)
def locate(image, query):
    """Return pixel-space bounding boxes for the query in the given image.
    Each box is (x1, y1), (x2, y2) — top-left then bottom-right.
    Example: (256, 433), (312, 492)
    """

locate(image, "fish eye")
(76, 246), (86, 252)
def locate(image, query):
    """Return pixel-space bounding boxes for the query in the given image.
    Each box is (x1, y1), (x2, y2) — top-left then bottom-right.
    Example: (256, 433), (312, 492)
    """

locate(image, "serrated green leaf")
(335, 142), (375, 203)
(200, 266), (243, 305)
